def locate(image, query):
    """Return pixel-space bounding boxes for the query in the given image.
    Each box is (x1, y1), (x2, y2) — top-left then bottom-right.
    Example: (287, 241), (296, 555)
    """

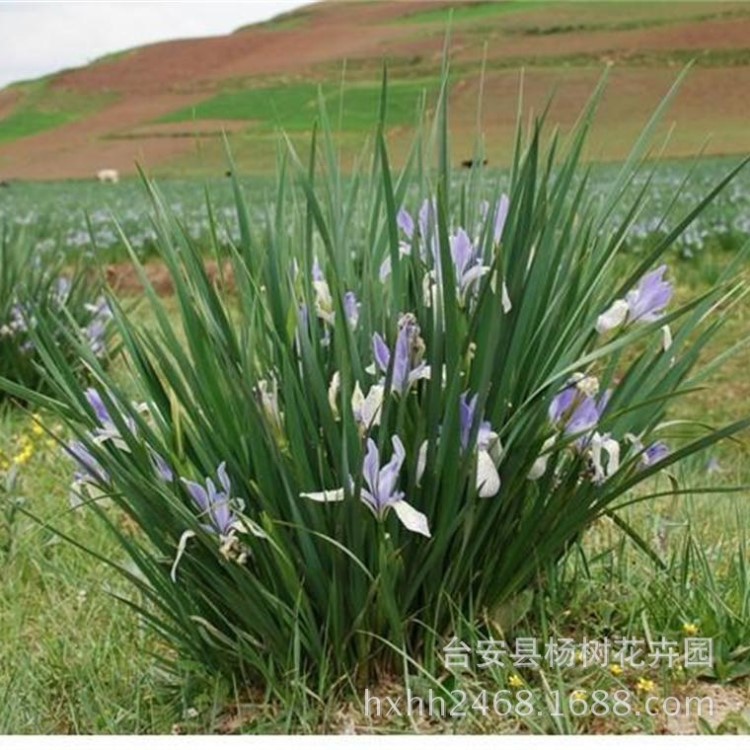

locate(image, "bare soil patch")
(106, 259), (234, 297)
(0, 89), (20, 120)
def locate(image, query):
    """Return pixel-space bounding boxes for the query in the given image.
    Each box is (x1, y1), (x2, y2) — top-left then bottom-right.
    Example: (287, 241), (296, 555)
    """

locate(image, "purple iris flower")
(549, 386), (608, 437)
(359, 436), (430, 535)
(596, 265), (674, 334)
(397, 207), (415, 239)
(459, 392), (494, 453)
(372, 314), (430, 395)
(312, 257), (325, 282)
(380, 205), (423, 281)
(373, 333), (391, 371)
(361, 437), (406, 515)
(85, 387), (134, 434)
(301, 436), (431, 536)
(343, 291), (360, 329)
(181, 462), (241, 536)
(151, 451), (174, 482)
(626, 265), (673, 323)
(67, 440), (109, 486)
(455, 392), (502, 497)
(52, 277), (72, 305)
(450, 229), (489, 301)
(85, 388), (114, 425)
(641, 441), (670, 468)
(391, 199), (434, 244)
(83, 297), (113, 358)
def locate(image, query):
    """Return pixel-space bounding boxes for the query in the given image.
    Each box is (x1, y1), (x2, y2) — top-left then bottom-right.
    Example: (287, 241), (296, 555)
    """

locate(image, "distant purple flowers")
(1, 276), (112, 362)
(83, 297), (114, 358)
(0, 304), (32, 341)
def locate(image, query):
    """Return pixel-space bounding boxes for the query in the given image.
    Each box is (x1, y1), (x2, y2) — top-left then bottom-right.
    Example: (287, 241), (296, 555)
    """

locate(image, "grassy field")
(1, 156), (748, 260)
(157, 79), (435, 133)
(0, 81), (114, 145)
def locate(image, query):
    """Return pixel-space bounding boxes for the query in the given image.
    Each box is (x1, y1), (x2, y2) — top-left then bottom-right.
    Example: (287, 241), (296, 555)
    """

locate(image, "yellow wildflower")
(508, 674), (524, 689)
(681, 622), (699, 637)
(609, 664), (623, 677)
(636, 677), (655, 694)
(13, 445), (34, 465)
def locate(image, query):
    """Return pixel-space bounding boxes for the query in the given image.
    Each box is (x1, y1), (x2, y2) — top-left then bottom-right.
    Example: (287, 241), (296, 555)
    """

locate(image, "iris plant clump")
(3, 73), (748, 696)
(0, 229), (115, 399)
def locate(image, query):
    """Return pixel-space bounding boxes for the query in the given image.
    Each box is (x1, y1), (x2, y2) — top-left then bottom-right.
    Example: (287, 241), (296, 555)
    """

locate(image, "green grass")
(0, 81), (115, 145)
(394, 0), (549, 26)
(513, 5), (750, 36)
(157, 80), (435, 132)
(0, 110), (72, 145)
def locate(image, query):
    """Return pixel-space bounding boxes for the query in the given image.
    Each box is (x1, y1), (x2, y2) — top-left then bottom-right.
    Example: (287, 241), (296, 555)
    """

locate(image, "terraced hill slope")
(1, 0), (749, 180)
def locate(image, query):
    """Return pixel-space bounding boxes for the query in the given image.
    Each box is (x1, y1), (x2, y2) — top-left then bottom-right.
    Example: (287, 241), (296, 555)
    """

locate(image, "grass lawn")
(157, 80), (436, 134)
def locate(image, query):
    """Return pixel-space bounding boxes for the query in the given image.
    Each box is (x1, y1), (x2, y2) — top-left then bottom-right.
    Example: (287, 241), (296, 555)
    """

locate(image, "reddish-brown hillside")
(1, 0), (748, 180)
